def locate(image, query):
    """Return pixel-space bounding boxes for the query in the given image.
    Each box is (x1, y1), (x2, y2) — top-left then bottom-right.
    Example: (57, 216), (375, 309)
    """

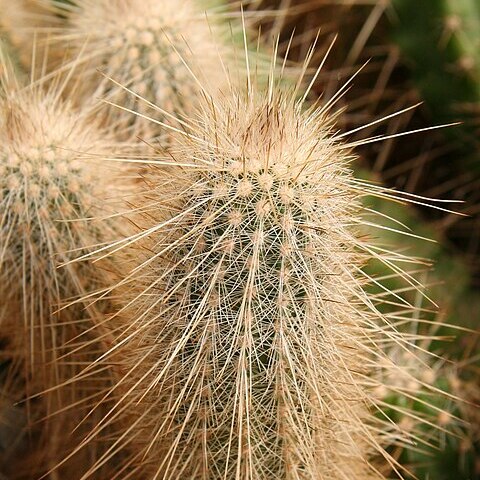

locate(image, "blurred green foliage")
(392, 0), (480, 172)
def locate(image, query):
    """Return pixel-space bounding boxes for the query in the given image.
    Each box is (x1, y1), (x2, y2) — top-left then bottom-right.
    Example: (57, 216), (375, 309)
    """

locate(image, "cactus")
(360, 171), (480, 479)
(0, 0), (61, 71)
(23, 0), (254, 137)
(0, 34), (26, 90)
(400, 369), (480, 480)
(391, 0), (480, 171)
(0, 2), (473, 478)
(59, 51), (458, 478)
(0, 52), (127, 478)
(374, 328), (480, 480)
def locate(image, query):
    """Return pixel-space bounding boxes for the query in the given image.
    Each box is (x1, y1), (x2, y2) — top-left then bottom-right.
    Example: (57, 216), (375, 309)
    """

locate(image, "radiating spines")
(64, 65), (452, 479)
(1, 80), (104, 285)
(37, 0), (241, 137)
(0, 60), (128, 478)
(0, 0), (61, 71)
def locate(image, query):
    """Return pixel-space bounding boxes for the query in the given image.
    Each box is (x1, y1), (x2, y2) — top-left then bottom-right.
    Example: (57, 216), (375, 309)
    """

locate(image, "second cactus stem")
(392, 0), (480, 171)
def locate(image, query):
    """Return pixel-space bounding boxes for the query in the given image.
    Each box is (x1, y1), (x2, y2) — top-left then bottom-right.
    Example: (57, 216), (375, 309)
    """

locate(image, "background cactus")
(23, 0), (256, 137)
(0, 0), (61, 70)
(391, 0), (480, 172)
(0, 46), (129, 478)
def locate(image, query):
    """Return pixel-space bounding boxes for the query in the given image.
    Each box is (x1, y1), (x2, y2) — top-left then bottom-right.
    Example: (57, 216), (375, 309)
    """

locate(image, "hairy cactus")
(0, 4), (469, 479)
(26, 0), (251, 137)
(0, 55), (126, 478)
(63, 54), (456, 479)
(399, 368), (480, 480)
(0, 0), (60, 70)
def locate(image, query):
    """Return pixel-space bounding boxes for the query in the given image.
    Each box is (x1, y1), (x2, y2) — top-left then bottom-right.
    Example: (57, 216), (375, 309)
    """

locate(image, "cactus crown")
(0, 82), (103, 288)
(43, 0), (234, 137)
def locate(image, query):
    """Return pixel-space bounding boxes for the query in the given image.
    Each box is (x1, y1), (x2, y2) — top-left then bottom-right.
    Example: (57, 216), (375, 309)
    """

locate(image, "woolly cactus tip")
(37, 0), (247, 137)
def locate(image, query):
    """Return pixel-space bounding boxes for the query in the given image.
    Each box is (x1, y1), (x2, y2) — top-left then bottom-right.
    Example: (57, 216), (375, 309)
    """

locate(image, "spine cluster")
(0, 70), (122, 478)
(45, 0), (235, 136)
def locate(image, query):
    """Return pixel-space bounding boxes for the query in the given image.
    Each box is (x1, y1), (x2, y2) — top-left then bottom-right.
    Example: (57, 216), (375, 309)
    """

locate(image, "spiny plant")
(0, 0), (60, 69)
(0, 49), (128, 478)
(0, 4), (466, 478)
(27, 0), (259, 137)
(65, 45), (459, 479)
(399, 365), (480, 480)
(0, 35), (26, 89)
(372, 308), (480, 480)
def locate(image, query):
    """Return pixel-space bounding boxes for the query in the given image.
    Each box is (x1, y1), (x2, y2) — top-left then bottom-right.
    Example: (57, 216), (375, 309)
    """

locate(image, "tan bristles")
(0, 4), (466, 478)
(63, 47), (455, 479)
(34, 0), (249, 138)
(0, 58), (129, 478)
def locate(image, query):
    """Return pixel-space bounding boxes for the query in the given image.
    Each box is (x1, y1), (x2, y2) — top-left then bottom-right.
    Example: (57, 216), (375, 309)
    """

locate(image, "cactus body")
(39, 0), (240, 137)
(69, 62), (451, 479)
(392, 0), (480, 171)
(0, 64), (123, 478)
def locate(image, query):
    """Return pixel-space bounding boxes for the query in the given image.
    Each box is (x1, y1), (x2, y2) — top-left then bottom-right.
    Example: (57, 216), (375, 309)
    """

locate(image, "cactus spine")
(68, 55), (450, 478)
(0, 57), (124, 478)
(39, 0), (240, 136)
(392, 0), (480, 171)
(0, 3), (466, 479)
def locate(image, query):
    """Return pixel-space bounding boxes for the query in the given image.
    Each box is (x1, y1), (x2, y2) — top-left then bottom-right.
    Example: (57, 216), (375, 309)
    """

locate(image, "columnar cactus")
(71, 63), (449, 479)
(0, 58), (124, 478)
(392, 0), (480, 171)
(39, 0), (242, 136)
(1, 4), (467, 479)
